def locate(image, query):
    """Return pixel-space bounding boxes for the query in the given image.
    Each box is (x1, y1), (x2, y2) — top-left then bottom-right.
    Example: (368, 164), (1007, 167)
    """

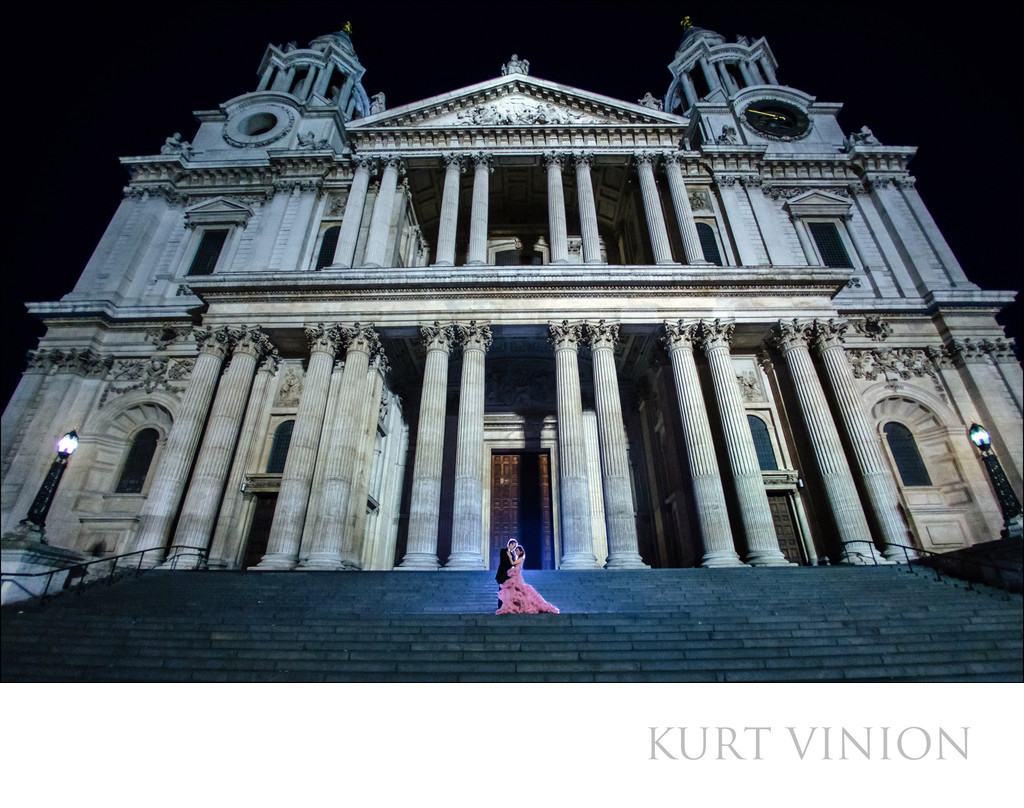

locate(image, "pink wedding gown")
(496, 565), (560, 614)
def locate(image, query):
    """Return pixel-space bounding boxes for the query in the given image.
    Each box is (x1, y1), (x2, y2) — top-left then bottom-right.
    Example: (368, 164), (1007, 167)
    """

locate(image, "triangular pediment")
(783, 190), (852, 216)
(184, 196), (254, 225)
(348, 74), (685, 130)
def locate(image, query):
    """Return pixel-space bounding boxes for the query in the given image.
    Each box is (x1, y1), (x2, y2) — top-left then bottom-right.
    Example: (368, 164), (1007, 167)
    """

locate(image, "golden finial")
(342, 21), (353, 36)
(681, 16), (692, 30)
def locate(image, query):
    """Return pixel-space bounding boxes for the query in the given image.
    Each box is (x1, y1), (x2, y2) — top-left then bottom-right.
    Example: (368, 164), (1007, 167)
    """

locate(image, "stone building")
(2, 24), (1020, 581)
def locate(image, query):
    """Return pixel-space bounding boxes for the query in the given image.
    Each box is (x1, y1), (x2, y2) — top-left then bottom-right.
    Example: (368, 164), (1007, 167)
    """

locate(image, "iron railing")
(842, 540), (1022, 598)
(1, 545), (209, 606)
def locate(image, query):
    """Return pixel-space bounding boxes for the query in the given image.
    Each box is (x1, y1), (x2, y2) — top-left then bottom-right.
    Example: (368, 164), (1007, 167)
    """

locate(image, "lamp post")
(969, 423), (1023, 539)
(21, 430), (80, 543)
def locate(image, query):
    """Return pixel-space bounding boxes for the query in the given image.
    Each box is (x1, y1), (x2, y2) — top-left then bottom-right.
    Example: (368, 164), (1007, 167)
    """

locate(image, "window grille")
(696, 223), (723, 266)
(808, 222), (853, 268)
(747, 415), (778, 471)
(187, 229), (228, 276)
(115, 428), (159, 493)
(266, 420), (295, 474)
(884, 422), (933, 486)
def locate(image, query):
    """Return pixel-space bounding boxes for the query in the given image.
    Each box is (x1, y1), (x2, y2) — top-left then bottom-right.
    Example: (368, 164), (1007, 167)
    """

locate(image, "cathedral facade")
(2, 25), (1020, 581)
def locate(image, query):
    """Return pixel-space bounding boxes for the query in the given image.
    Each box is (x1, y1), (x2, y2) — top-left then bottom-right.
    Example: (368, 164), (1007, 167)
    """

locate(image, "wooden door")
(768, 492), (804, 565)
(489, 452), (555, 570)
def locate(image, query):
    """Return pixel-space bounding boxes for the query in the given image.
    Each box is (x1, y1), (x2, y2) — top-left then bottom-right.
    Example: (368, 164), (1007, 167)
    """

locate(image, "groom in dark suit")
(496, 539), (518, 609)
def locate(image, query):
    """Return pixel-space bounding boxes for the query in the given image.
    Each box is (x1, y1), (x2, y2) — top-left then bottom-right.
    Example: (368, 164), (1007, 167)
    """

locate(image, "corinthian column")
(434, 154), (464, 266)
(362, 156), (402, 268)
(549, 321), (599, 568)
(574, 153), (603, 264)
(256, 324), (341, 569)
(811, 319), (914, 560)
(663, 153), (709, 265)
(586, 321), (646, 568)
(399, 323), (455, 569)
(662, 322), (744, 567)
(696, 320), (788, 565)
(546, 153), (570, 264)
(127, 327), (234, 565)
(466, 154), (492, 266)
(635, 154), (676, 264)
(772, 320), (884, 564)
(300, 325), (381, 569)
(445, 321), (492, 569)
(168, 327), (273, 567)
(334, 156), (375, 267)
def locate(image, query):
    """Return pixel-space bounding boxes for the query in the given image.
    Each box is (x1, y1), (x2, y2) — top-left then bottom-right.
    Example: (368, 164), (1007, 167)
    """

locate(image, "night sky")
(2, 1), (1021, 413)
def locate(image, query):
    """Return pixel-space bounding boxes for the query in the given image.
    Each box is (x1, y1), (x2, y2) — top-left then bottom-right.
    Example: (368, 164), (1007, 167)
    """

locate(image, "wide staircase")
(2, 566), (1021, 682)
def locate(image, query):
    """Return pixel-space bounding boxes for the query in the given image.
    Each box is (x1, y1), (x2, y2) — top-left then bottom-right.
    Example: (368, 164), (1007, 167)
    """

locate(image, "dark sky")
(3, 1), (1021, 414)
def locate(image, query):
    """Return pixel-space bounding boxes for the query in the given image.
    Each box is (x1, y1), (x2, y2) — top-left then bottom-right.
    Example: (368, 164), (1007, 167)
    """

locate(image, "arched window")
(266, 420), (295, 474)
(696, 222), (723, 266)
(747, 415), (778, 471)
(884, 422), (933, 486)
(315, 226), (341, 270)
(114, 428), (159, 493)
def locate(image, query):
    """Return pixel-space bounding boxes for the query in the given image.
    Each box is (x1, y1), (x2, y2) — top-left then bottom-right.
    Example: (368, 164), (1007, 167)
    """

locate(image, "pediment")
(783, 190), (852, 216)
(184, 196), (254, 226)
(348, 74), (685, 130)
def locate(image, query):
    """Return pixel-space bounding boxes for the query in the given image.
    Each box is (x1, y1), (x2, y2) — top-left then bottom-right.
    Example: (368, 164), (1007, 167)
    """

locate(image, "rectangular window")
(187, 229), (229, 276)
(808, 222), (853, 268)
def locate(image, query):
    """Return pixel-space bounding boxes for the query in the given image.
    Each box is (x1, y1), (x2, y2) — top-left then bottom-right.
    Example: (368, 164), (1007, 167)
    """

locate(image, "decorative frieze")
(850, 315), (892, 342)
(846, 346), (946, 400)
(146, 326), (191, 350)
(98, 355), (194, 408)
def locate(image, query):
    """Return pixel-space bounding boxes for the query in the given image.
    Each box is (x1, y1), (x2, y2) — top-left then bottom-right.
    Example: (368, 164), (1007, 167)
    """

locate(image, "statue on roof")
(638, 92), (663, 111)
(502, 55), (529, 76)
(370, 92), (386, 115)
(161, 132), (193, 158)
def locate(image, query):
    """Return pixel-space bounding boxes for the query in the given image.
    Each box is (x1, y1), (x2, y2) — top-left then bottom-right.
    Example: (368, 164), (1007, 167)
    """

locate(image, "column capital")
(370, 347), (391, 377)
(304, 323), (343, 357)
(661, 319), (700, 352)
(456, 320), (493, 353)
(810, 318), (850, 353)
(193, 326), (234, 359)
(420, 321), (456, 353)
(695, 318), (735, 352)
(258, 350), (282, 376)
(586, 319), (619, 351)
(443, 153), (466, 172)
(662, 151), (685, 166)
(770, 319), (815, 352)
(342, 323), (381, 357)
(471, 152), (494, 171)
(544, 151), (565, 169)
(634, 152), (658, 168)
(380, 154), (406, 173)
(548, 320), (585, 352)
(574, 152), (594, 168)
(232, 327), (275, 361)
(352, 154), (377, 173)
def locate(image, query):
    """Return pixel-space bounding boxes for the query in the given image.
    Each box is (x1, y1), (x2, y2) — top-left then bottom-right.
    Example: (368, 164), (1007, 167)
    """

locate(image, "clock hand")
(748, 109), (785, 120)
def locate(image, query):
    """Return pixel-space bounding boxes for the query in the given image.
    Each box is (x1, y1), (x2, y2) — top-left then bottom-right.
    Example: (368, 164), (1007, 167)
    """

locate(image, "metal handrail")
(0, 545), (209, 606)
(842, 539), (1021, 598)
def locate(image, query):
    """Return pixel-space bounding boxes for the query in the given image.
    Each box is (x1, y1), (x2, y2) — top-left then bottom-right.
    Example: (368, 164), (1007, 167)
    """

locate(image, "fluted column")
(127, 327), (233, 564)
(549, 321), (599, 568)
(697, 320), (787, 566)
(662, 322), (744, 567)
(399, 323), (455, 569)
(167, 327), (273, 567)
(811, 319), (914, 561)
(663, 153), (709, 265)
(347, 353), (389, 569)
(574, 153), (603, 264)
(446, 321), (492, 569)
(334, 156), (375, 267)
(466, 154), (492, 266)
(362, 156), (402, 268)
(300, 325), (381, 569)
(635, 154), (676, 265)
(587, 321), (646, 568)
(546, 153), (570, 264)
(772, 321), (884, 564)
(257, 325), (341, 569)
(434, 154), (464, 266)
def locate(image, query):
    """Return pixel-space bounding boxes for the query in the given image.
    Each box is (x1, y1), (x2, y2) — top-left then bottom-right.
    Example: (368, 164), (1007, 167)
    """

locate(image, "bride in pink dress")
(496, 545), (560, 614)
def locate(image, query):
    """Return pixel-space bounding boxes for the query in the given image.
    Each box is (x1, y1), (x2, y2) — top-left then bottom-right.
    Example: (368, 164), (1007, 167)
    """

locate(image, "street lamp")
(21, 430), (80, 543)
(969, 423), (1023, 538)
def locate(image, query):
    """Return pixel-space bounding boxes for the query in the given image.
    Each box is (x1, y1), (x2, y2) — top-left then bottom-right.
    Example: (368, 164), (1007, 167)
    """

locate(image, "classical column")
(466, 154), (492, 266)
(127, 327), (233, 565)
(811, 319), (914, 560)
(300, 325), (381, 569)
(759, 57), (778, 84)
(399, 323), (455, 569)
(545, 153), (570, 264)
(772, 321), (885, 564)
(699, 57), (724, 95)
(635, 154), (676, 265)
(167, 327), (273, 567)
(434, 154), (464, 266)
(346, 352), (389, 569)
(790, 215), (820, 266)
(662, 322), (744, 567)
(696, 320), (788, 566)
(549, 321), (599, 568)
(362, 156), (402, 268)
(256, 324), (341, 569)
(574, 153), (603, 264)
(586, 321), (647, 568)
(663, 153), (709, 265)
(334, 156), (375, 267)
(446, 321), (492, 569)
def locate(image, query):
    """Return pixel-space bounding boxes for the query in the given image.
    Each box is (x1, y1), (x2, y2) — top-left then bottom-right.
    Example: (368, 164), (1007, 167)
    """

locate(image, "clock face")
(743, 100), (810, 138)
